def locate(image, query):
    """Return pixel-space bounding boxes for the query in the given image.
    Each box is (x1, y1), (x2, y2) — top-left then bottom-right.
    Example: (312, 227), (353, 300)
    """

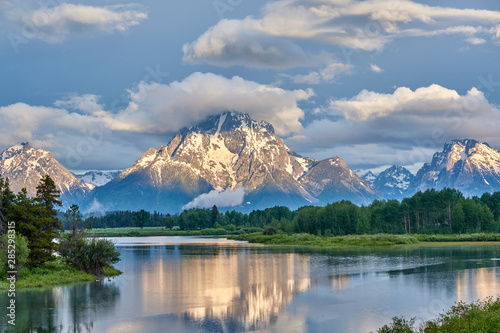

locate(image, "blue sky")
(0, 0), (499, 174)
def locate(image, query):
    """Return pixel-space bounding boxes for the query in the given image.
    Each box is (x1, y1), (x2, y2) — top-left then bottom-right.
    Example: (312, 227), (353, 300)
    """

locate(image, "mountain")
(412, 139), (500, 196)
(76, 171), (120, 187)
(91, 112), (379, 212)
(361, 171), (376, 185)
(372, 165), (414, 200)
(0, 142), (92, 206)
(300, 157), (379, 205)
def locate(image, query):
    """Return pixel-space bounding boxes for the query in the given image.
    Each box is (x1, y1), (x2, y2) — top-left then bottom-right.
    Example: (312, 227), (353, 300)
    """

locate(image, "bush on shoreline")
(376, 296), (500, 333)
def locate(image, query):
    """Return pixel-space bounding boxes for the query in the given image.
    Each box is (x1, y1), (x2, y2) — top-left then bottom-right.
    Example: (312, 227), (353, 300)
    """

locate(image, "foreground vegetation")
(376, 296), (500, 333)
(0, 175), (121, 290)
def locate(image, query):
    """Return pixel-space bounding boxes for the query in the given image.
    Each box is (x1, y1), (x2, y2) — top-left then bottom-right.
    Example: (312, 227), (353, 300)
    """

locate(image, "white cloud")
(370, 64), (383, 73)
(288, 84), (500, 167)
(466, 37), (486, 45)
(4, 2), (147, 43)
(108, 72), (313, 136)
(182, 187), (246, 209)
(0, 73), (313, 169)
(330, 84), (488, 121)
(183, 19), (309, 68)
(184, 0), (500, 68)
(54, 94), (104, 114)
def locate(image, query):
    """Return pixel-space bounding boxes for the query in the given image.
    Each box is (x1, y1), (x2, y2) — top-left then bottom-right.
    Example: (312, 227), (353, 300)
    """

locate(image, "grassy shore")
(82, 226), (263, 237)
(375, 296), (500, 332)
(0, 258), (121, 291)
(229, 232), (500, 247)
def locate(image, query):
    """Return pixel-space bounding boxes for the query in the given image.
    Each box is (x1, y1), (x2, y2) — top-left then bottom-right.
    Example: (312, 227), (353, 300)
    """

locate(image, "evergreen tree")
(132, 209), (150, 229)
(15, 176), (64, 266)
(0, 175), (15, 235)
(211, 205), (219, 227)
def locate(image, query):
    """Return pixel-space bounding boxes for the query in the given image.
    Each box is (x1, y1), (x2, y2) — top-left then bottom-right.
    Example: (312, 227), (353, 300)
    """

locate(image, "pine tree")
(0, 175), (15, 235)
(211, 205), (219, 227)
(15, 175), (64, 266)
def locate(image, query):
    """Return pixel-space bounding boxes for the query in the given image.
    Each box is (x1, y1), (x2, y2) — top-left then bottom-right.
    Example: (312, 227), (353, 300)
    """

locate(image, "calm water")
(2, 237), (500, 333)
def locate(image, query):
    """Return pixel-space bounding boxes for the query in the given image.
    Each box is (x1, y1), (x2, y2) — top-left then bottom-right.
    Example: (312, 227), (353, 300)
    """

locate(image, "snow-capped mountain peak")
(413, 139), (500, 196)
(92, 112), (380, 212)
(76, 171), (120, 187)
(0, 142), (91, 206)
(361, 171), (377, 185)
(372, 165), (414, 199)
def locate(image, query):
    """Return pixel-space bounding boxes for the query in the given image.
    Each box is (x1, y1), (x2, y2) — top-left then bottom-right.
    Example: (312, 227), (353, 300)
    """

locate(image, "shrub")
(59, 235), (120, 276)
(263, 226), (278, 235)
(0, 233), (30, 277)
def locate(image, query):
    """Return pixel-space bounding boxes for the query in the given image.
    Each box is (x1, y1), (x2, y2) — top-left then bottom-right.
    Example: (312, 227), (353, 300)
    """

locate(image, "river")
(2, 236), (500, 332)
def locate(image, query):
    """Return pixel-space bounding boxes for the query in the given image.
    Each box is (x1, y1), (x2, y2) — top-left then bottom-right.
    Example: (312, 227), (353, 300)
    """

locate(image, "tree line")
(86, 188), (500, 235)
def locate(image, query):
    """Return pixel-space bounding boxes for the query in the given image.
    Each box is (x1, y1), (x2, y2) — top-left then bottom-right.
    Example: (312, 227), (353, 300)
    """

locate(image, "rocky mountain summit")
(372, 165), (414, 200)
(412, 139), (500, 196)
(0, 142), (91, 206)
(92, 112), (378, 212)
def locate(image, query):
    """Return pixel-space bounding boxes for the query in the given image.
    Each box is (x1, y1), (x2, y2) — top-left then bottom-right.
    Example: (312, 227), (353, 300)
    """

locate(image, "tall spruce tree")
(0, 175), (15, 235)
(14, 175), (63, 266)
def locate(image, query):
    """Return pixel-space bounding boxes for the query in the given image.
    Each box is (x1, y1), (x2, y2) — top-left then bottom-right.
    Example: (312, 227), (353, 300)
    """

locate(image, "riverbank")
(375, 296), (500, 332)
(0, 258), (121, 291)
(229, 233), (500, 246)
(83, 226), (261, 237)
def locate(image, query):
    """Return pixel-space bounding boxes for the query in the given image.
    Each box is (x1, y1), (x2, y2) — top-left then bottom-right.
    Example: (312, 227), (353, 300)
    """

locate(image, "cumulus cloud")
(4, 2), (147, 43)
(0, 73), (313, 169)
(288, 84), (500, 168)
(184, 0), (500, 68)
(108, 72), (313, 136)
(182, 188), (246, 210)
(330, 84), (487, 121)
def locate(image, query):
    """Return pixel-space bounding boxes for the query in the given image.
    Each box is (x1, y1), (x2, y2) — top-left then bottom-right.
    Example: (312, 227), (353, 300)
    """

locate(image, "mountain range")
(1, 113), (500, 213)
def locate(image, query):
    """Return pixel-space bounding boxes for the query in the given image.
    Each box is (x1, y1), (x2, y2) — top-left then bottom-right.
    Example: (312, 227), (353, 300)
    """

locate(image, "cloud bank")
(108, 72), (313, 136)
(184, 0), (500, 69)
(3, 2), (147, 43)
(288, 84), (500, 167)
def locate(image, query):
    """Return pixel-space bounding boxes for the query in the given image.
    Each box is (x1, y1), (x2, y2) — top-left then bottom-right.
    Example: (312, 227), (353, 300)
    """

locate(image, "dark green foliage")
(11, 176), (64, 266)
(59, 205), (120, 276)
(211, 205), (219, 227)
(376, 296), (500, 333)
(0, 175), (15, 235)
(132, 209), (150, 229)
(263, 226), (277, 235)
(83, 189), (500, 238)
(377, 317), (417, 333)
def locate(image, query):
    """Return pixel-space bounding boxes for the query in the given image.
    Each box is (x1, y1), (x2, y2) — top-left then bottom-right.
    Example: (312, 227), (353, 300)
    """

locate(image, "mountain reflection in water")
(1, 237), (499, 333)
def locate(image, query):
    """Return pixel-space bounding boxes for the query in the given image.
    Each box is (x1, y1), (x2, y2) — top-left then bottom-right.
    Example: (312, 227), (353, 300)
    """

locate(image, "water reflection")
(1, 238), (500, 333)
(0, 280), (119, 332)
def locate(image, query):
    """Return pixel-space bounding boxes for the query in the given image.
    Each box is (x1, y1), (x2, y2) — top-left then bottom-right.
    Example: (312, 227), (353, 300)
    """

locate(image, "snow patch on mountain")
(76, 171), (120, 187)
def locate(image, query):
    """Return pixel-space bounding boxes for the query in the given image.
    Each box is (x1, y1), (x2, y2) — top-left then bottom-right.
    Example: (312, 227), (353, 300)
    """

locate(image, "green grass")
(82, 226), (263, 237)
(82, 227), (203, 237)
(0, 258), (121, 291)
(415, 233), (500, 243)
(229, 233), (420, 247)
(376, 296), (500, 332)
